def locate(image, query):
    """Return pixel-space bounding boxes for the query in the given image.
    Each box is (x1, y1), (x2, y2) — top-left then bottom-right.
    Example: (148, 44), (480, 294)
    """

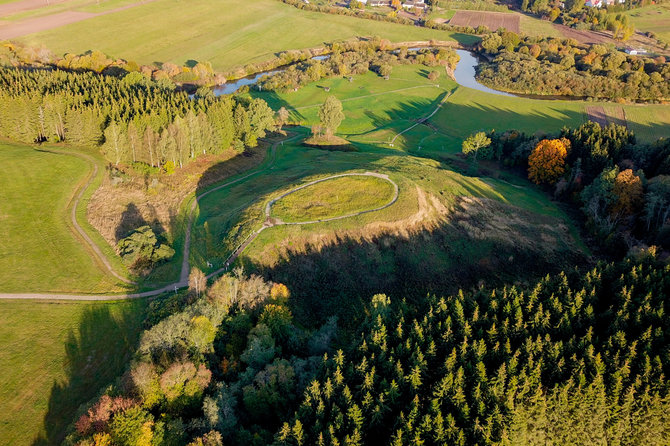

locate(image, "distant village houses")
(585, 0), (624, 7)
(402, 0), (427, 9)
(352, 0), (427, 9)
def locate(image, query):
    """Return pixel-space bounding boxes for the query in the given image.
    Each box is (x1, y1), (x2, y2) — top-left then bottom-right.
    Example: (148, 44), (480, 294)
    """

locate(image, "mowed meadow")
(0, 141), (127, 293)
(16, 0), (474, 71)
(251, 64), (670, 157)
(0, 299), (147, 445)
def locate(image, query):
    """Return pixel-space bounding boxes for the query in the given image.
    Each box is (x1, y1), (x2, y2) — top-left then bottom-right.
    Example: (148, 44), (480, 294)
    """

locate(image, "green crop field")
(624, 5), (670, 44)
(17, 0), (476, 72)
(0, 299), (147, 446)
(0, 141), (128, 293)
(271, 175), (396, 222)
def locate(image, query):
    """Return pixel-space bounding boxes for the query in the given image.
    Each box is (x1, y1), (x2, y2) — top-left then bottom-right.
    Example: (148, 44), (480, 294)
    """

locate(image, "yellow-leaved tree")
(528, 139), (569, 185)
(612, 169), (643, 216)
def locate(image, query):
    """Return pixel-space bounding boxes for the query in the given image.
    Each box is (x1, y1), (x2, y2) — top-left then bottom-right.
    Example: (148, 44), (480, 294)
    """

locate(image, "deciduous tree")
(528, 139), (569, 184)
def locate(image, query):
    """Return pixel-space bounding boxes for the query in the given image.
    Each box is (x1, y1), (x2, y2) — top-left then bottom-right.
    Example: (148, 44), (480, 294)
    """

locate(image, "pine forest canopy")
(0, 66), (276, 169)
(65, 258), (670, 445)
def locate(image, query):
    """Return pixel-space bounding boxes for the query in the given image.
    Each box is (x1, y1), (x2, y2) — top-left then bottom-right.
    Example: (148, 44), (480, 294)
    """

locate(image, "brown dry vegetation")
(87, 147), (265, 247)
(586, 106), (608, 127)
(452, 196), (573, 253)
(449, 11), (520, 33)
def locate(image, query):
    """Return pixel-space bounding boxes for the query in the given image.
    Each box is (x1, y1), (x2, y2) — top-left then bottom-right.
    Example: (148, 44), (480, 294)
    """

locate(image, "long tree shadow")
(32, 299), (148, 446)
(243, 196), (589, 331)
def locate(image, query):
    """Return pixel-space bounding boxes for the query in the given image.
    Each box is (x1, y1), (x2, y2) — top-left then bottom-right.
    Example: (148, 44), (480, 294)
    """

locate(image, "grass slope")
(624, 4), (670, 45)
(0, 299), (147, 446)
(189, 63), (669, 275)
(255, 64), (670, 157)
(271, 175), (395, 222)
(0, 141), (127, 293)
(18, 0), (474, 72)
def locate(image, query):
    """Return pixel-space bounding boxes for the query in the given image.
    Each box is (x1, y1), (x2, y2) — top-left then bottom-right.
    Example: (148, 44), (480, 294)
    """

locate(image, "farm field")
(449, 10), (520, 33)
(15, 0), (475, 72)
(428, 6), (560, 37)
(0, 141), (128, 293)
(0, 299), (147, 446)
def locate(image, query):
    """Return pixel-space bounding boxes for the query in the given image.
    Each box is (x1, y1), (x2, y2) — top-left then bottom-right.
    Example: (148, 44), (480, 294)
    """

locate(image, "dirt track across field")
(0, 0), (73, 17)
(449, 11), (520, 33)
(0, 11), (95, 39)
(586, 106), (628, 128)
(0, 0), (154, 39)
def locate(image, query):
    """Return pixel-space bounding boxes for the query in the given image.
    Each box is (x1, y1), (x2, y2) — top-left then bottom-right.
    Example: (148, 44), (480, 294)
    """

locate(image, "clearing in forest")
(449, 10), (520, 33)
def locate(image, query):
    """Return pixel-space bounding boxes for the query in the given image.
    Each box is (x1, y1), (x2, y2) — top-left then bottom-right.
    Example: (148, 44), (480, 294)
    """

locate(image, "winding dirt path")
(205, 172), (399, 279)
(0, 135), (300, 300)
(45, 149), (133, 284)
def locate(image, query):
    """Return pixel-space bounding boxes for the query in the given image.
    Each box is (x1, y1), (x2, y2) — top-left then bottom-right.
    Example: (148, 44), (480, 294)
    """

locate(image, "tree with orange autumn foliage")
(612, 169), (643, 216)
(528, 139), (569, 185)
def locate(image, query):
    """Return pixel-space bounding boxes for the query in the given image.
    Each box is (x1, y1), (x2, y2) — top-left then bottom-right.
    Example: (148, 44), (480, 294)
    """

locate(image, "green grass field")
(624, 4), (670, 44)
(519, 13), (562, 37)
(185, 62), (668, 272)
(17, 0), (475, 72)
(254, 64), (670, 157)
(0, 299), (147, 446)
(271, 175), (395, 222)
(0, 141), (128, 293)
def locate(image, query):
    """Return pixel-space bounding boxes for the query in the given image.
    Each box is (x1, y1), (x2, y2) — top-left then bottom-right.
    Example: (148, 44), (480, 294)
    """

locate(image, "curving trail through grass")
(205, 172), (399, 279)
(58, 149), (134, 285)
(0, 134), (310, 300)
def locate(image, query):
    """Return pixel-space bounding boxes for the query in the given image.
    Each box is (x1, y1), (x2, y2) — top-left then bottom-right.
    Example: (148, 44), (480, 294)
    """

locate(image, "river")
(452, 49), (514, 97)
(211, 49), (514, 97)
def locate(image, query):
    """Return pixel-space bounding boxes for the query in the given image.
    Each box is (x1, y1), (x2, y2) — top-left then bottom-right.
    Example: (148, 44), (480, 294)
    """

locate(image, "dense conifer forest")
(65, 258), (670, 446)
(0, 67), (276, 169)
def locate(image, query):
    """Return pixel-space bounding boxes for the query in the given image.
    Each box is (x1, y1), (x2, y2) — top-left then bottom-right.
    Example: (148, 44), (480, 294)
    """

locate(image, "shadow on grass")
(32, 300), (148, 446)
(241, 197), (588, 331)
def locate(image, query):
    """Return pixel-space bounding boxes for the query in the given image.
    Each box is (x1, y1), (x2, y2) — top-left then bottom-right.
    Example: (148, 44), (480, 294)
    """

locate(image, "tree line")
(463, 121), (670, 257)
(0, 66), (277, 169)
(258, 42), (459, 92)
(64, 256), (670, 445)
(477, 33), (670, 101)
